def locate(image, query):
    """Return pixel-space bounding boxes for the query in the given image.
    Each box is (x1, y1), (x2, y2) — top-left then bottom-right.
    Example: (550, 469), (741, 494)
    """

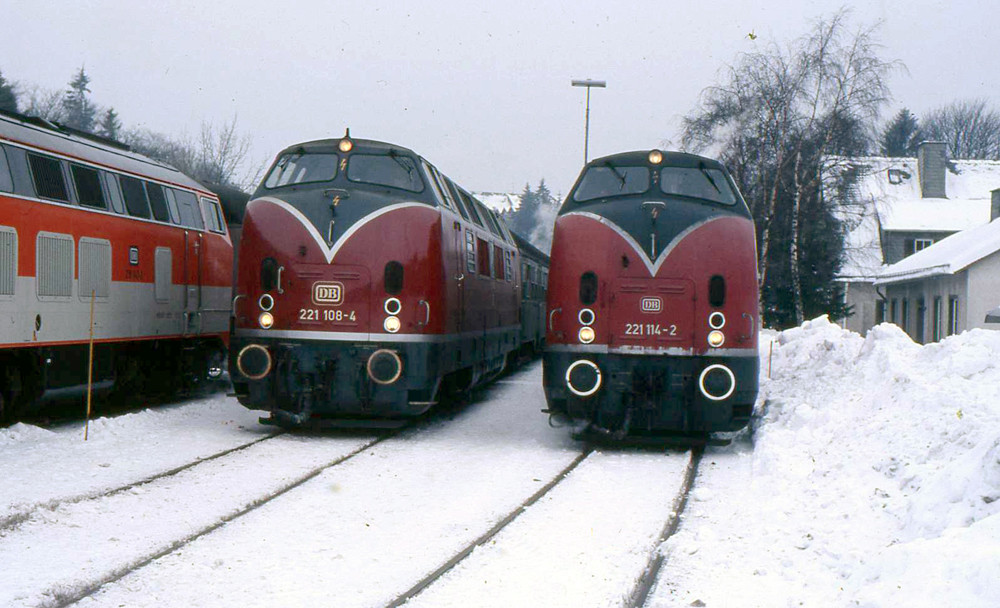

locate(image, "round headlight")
(339, 138), (353, 152)
(707, 330), (725, 348)
(578, 326), (595, 344)
(578, 308), (595, 326)
(708, 311), (726, 329)
(648, 150), (663, 164)
(259, 293), (274, 311)
(259, 311), (274, 329)
(384, 297), (402, 315)
(383, 316), (401, 333)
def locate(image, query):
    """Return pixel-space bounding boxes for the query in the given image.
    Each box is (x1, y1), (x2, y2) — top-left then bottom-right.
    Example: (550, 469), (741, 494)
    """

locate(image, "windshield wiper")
(388, 149), (414, 175)
(604, 161), (627, 191)
(698, 162), (721, 194)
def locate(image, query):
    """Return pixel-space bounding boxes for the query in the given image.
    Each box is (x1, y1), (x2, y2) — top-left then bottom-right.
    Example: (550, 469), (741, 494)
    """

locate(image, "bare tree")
(123, 116), (260, 191)
(17, 84), (64, 122)
(922, 98), (1000, 160)
(683, 9), (897, 327)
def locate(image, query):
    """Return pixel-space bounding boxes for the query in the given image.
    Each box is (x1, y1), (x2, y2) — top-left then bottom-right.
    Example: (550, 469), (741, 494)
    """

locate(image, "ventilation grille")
(79, 238), (111, 299)
(37, 233), (73, 297)
(0, 227), (15, 296)
(155, 247), (172, 302)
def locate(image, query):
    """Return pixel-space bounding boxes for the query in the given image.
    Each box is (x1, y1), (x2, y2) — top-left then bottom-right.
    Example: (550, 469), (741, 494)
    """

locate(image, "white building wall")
(967, 251), (1000, 331)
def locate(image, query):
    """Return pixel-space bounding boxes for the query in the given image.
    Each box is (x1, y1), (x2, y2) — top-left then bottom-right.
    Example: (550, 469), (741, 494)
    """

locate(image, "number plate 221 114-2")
(623, 322), (677, 337)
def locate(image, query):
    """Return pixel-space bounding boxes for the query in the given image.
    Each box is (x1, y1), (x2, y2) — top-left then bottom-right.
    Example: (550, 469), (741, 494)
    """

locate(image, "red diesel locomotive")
(230, 134), (528, 427)
(543, 150), (759, 438)
(0, 110), (233, 422)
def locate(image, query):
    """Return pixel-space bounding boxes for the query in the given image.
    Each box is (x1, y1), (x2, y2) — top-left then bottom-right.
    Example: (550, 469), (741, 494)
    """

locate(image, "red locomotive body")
(543, 150), (759, 438)
(0, 111), (233, 422)
(230, 135), (526, 426)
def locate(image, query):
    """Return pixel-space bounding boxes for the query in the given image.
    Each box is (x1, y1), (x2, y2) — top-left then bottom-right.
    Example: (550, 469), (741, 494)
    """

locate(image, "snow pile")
(656, 316), (1000, 607)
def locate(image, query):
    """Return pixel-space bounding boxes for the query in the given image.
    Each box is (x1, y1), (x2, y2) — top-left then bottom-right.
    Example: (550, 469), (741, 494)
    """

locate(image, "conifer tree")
(97, 108), (122, 141)
(879, 108), (922, 157)
(62, 66), (97, 132)
(0, 70), (17, 113)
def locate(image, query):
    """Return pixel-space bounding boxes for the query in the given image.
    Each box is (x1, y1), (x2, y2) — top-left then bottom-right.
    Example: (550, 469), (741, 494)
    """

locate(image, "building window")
(932, 296), (942, 341)
(948, 296), (959, 336)
(875, 300), (886, 325)
(890, 299), (898, 324)
(901, 299), (909, 333)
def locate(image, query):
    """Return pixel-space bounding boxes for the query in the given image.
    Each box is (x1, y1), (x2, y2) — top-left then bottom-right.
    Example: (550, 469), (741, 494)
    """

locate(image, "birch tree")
(682, 9), (896, 327)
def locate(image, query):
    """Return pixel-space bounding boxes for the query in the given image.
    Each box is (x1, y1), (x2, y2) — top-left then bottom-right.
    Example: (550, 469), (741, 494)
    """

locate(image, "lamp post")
(571, 78), (606, 164)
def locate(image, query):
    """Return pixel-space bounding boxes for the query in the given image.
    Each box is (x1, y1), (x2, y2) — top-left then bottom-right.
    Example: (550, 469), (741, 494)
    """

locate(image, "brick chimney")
(992, 188), (1000, 221)
(917, 141), (948, 198)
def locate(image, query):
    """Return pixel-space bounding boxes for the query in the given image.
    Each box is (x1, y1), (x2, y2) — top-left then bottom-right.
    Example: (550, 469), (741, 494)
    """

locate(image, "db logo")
(640, 297), (662, 313)
(312, 281), (344, 305)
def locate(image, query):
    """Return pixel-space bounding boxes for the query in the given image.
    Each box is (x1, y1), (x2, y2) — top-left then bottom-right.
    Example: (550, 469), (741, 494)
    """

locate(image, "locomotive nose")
(237, 344), (273, 380)
(367, 349), (403, 385)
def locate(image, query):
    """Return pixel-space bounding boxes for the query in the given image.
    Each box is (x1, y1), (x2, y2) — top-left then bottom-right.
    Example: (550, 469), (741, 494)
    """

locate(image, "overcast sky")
(2, 0), (997, 197)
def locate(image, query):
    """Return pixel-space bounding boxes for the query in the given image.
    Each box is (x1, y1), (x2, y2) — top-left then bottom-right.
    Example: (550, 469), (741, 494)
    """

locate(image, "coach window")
(0, 146), (12, 192)
(28, 153), (70, 202)
(172, 189), (204, 230)
(120, 175), (151, 219)
(146, 183), (171, 222)
(103, 173), (126, 214)
(69, 164), (107, 210)
(163, 189), (181, 224)
(201, 197), (226, 234)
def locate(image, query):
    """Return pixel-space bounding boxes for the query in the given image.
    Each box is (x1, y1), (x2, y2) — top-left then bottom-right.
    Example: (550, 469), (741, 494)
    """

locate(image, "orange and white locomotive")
(0, 110), (233, 422)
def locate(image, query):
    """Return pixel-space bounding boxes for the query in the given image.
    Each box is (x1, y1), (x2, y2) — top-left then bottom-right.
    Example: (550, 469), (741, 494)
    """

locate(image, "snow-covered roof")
(473, 192), (521, 214)
(827, 155), (1000, 280)
(875, 218), (1000, 285)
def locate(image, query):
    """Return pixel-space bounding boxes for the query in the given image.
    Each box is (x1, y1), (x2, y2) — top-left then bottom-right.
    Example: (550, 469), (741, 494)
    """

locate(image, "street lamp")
(571, 78), (606, 164)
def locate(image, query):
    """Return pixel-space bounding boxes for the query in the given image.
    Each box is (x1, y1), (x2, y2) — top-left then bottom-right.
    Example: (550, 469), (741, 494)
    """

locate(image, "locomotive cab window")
(28, 153), (70, 202)
(201, 197), (226, 234)
(265, 152), (338, 188)
(172, 189), (204, 229)
(573, 165), (648, 202)
(70, 164), (106, 209)
(659, 166), (737, 205)
(347, 153), (424, 192)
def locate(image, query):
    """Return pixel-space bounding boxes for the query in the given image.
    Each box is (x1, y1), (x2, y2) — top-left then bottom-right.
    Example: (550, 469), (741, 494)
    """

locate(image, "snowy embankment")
(652, 317), (1000, 607)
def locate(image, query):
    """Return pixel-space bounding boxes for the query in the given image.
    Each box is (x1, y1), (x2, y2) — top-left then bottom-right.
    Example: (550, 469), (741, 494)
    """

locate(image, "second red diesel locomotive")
(543, 150), (759, 439)
(230, 134), (533, 426)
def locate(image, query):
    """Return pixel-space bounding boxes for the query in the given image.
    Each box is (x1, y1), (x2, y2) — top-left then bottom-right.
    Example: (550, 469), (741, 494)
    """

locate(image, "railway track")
(0, 430), (284, 534)
(625, 446), (704, 608)
(387, 445), (704, 608)
(40, 431), (398, 608)
(385, 447), (595, 608)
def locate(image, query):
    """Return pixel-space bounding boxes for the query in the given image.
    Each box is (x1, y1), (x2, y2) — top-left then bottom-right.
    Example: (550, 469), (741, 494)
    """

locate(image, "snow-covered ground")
(651, 317), (1000, 607)
(1, 317), (998, 607)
